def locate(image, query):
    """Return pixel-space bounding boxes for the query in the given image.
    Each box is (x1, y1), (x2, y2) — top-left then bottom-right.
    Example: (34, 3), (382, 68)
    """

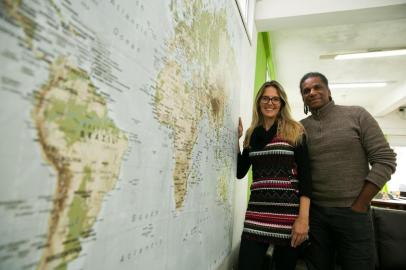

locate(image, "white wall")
(256, 0), (406, 19)
(255, 0), (406, 31)
(376, 110), (406, 146)
(390, 147), (406, 192)
(375, 111), (406, 192)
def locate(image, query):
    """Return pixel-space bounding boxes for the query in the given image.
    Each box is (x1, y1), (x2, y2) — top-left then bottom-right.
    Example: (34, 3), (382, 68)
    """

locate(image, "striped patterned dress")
(242, 137), (301, 246)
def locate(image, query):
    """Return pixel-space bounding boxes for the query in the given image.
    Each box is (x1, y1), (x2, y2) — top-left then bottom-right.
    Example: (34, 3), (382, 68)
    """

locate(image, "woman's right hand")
(238, 117), (243, 139)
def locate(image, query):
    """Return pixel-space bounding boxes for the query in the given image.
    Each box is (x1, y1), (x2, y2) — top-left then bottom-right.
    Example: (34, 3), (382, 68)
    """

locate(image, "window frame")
(234, 0), (255, 44)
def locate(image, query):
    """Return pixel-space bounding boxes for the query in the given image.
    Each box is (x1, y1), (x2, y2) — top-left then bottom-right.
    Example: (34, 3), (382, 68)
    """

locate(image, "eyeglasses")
(260, 96), (281, 104)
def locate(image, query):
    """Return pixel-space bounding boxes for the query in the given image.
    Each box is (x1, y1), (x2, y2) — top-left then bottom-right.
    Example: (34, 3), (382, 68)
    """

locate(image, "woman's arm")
(237, 149), (251, 179)
(237, 117), (251, 179)
(291, 134), (312, 247)
(295, 135), (312, 198)
(291, 196), (310, 247)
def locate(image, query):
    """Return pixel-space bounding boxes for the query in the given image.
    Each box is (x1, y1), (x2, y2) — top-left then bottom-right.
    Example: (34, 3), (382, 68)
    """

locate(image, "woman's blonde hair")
(243, 80), (304, 148)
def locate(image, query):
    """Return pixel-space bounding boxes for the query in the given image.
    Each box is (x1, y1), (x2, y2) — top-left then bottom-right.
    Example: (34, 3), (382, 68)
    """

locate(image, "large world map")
(0, 0), (244, 269)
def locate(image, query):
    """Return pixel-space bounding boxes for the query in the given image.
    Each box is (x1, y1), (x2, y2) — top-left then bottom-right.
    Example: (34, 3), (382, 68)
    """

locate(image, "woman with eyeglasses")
(237, 81), (312, 270)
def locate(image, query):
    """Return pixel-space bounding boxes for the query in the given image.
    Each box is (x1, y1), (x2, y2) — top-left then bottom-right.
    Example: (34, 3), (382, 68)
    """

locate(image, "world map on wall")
(0, 0), (245, 269)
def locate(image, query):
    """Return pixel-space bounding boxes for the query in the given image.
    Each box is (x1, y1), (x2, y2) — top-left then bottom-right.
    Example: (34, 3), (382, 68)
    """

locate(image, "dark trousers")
(238, 237), (299, 270)
(305, 204), (375, 270)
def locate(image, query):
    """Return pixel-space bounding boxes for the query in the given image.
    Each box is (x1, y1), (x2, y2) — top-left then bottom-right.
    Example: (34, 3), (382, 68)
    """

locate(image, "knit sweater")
(237, 124), (312, 245)
(301, 101), (397, 207)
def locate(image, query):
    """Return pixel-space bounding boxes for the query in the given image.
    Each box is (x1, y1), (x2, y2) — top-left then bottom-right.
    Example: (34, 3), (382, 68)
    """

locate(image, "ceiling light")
(334, 49), (406, 60)
(330, 82), (388, 89)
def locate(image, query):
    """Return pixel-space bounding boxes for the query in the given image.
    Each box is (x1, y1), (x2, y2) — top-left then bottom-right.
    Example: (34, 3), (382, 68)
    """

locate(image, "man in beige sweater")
(299, 72), (396, 270)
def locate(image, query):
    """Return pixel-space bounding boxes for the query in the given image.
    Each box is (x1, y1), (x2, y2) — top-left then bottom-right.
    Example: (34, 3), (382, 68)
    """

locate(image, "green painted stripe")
(247, 32), (276, 201)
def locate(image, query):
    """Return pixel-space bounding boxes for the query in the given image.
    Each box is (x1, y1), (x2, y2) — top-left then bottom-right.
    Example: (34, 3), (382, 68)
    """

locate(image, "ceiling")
(254, 0), (406, 120)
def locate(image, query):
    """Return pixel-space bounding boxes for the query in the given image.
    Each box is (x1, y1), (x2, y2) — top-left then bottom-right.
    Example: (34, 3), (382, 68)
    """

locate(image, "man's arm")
(351, 181), (380, 212)
(359, 107), (396, 190)
(353, 107), (397, 211)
